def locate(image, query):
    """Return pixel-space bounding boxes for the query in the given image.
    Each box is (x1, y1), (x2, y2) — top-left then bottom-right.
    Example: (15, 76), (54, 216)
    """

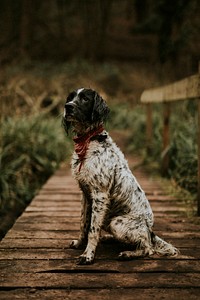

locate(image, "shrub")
(0, 114), (71, 216)
(168, 103), (198, 193)
(109, 101), (198, 196)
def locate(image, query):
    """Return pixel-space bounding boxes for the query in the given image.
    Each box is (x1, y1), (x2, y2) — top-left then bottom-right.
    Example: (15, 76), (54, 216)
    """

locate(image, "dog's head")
(63, 88), (110, 134)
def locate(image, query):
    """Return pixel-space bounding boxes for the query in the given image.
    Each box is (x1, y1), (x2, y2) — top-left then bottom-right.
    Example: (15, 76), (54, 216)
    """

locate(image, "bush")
(0, 114), (71, 220)
(109, 101), (198, 196)
(168, 102), (198, 193)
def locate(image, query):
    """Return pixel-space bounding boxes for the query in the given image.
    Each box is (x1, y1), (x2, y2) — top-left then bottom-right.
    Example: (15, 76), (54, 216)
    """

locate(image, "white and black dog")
(63, 88), (178, 265)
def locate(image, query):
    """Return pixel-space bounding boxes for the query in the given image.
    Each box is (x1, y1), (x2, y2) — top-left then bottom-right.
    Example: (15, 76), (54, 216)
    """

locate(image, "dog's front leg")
(70, 193), (91, 249)
(77, 191), (108, 265)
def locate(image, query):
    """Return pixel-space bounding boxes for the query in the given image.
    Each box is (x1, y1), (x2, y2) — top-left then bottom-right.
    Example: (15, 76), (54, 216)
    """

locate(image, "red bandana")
(73, 124), (104, 171)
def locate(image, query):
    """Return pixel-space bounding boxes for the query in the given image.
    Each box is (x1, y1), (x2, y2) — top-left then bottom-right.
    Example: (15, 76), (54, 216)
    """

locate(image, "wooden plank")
(24, 205), (186, 213)
(148, 195), (180, 201)
(4, 230), (79, 240)
(29, 195), (180, 204)
(0, 288), (200, 300)
(12, 222), (80, 231)
(1, 272), (200, 288)
(25, 206), (81, 212)
(19, 211), (81, 217)
(0, 249), (79, 260)
(0, 237), (199, 249)
(15, 216), (81, 223)
(5, 227), (200, 240)
(0, 239), (69, 249)
(1, 258), (200, 273)
(19, 207), (187, 218)
(0, 248), (199, 260)
(29, 202), (80, 208)
(32, 194), (81, 201)
(141, 74), (200, 103)
(29, 195), (181, 203)
(10, 219), (199, 232)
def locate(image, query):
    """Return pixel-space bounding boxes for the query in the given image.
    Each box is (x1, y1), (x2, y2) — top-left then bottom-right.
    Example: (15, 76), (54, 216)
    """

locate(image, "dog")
(63, 88), (179, 265)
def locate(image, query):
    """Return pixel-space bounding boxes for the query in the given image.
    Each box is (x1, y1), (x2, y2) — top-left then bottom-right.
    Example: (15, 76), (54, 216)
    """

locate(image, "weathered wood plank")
(17, 209), (187, 218)
(0, 237), (199, 249)
(24, 204), (185, 213)
(141, 74), (200, 103)
(28, 196), (181, 207)
(0, 239), (69, 249)
(28, 200), (80, 206)
(25, 206), (81, 212)
(19, 211), (81, 217)
(15, 215), (190, 224)
(15, 216), (81, 223)
(1, 272), (200, 288)
(32, 194), (81, 201)
(38, 188), (169, 196)
(0, 288), (200, 300)
(32, 200), (181, 210)
(10, 219), (199, 232)
(0, 248), (199, 260)
(4, 230), (79, 240)
(5, 228), (200, 240)
(1, 259), (200, 273)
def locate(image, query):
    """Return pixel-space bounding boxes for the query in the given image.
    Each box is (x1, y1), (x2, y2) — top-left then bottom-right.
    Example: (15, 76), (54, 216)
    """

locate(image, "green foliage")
(109, 100), (198, 196)
(0, 115), (71, 212)
(168, 102), (198, 193)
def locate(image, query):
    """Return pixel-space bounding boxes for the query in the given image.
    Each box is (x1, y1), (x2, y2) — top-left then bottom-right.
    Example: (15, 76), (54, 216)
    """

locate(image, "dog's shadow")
(96, 235), (138, 259)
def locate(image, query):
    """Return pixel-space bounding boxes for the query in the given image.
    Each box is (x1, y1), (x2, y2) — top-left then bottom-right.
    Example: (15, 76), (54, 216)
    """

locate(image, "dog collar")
(73, 125), (105, 171)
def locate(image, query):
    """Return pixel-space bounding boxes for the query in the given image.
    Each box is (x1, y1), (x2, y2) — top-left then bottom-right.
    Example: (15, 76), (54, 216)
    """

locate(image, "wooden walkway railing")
(140, 66), (200, 215)
(0, 155), (200, 299)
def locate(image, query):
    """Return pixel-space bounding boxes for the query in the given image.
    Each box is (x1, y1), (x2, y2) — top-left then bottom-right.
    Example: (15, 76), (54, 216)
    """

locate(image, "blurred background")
(0, 0), (199, 237)
(0, 0), (199, 72)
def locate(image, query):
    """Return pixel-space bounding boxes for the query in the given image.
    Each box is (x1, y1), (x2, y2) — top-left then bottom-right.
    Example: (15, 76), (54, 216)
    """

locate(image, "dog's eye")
(82, 96), (89, 102)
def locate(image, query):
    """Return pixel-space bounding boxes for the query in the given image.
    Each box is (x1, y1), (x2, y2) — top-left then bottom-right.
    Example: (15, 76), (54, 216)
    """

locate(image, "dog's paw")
(76, 253), (94, 265)
(69, 239), (85, 250)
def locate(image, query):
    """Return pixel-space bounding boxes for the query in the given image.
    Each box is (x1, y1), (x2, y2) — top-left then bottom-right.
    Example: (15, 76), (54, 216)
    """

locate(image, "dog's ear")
(62, 117), (71, 135)
(92, 92), (110, 123)
(62, 91), (76, 134)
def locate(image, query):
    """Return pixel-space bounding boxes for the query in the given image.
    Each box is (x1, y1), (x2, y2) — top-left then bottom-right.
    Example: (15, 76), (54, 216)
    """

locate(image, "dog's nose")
(65, 103), (74, 115)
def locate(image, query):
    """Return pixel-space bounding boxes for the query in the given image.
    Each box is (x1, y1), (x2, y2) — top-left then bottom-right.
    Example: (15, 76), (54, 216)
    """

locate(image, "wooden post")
(198, 99), (200, 216)
(161, 103), (170, 176)
(146, 104), (153, 155)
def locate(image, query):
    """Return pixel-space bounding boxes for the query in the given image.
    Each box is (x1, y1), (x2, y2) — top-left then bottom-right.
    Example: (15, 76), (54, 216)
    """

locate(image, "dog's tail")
(151, 232), (179, 256)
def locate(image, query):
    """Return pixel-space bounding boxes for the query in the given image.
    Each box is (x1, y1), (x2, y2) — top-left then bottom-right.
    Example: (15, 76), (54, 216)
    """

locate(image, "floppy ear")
(62, 117), (71, 135)
(92, 92), (110, 123)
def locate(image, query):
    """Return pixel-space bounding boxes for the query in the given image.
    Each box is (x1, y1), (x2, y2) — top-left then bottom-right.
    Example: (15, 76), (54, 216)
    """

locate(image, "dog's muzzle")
(64, 103), (76, 119)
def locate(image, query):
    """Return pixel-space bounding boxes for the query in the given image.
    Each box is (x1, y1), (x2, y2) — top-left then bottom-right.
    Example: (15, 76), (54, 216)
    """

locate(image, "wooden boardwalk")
(0, 155), (200, 299)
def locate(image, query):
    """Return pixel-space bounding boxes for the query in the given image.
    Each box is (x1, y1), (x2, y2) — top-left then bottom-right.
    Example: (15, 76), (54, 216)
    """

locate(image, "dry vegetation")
(1, 59), (160, 117)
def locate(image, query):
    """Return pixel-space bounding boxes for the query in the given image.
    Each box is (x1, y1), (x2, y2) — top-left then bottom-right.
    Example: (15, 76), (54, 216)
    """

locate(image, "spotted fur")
(63, 88), (179, 265)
